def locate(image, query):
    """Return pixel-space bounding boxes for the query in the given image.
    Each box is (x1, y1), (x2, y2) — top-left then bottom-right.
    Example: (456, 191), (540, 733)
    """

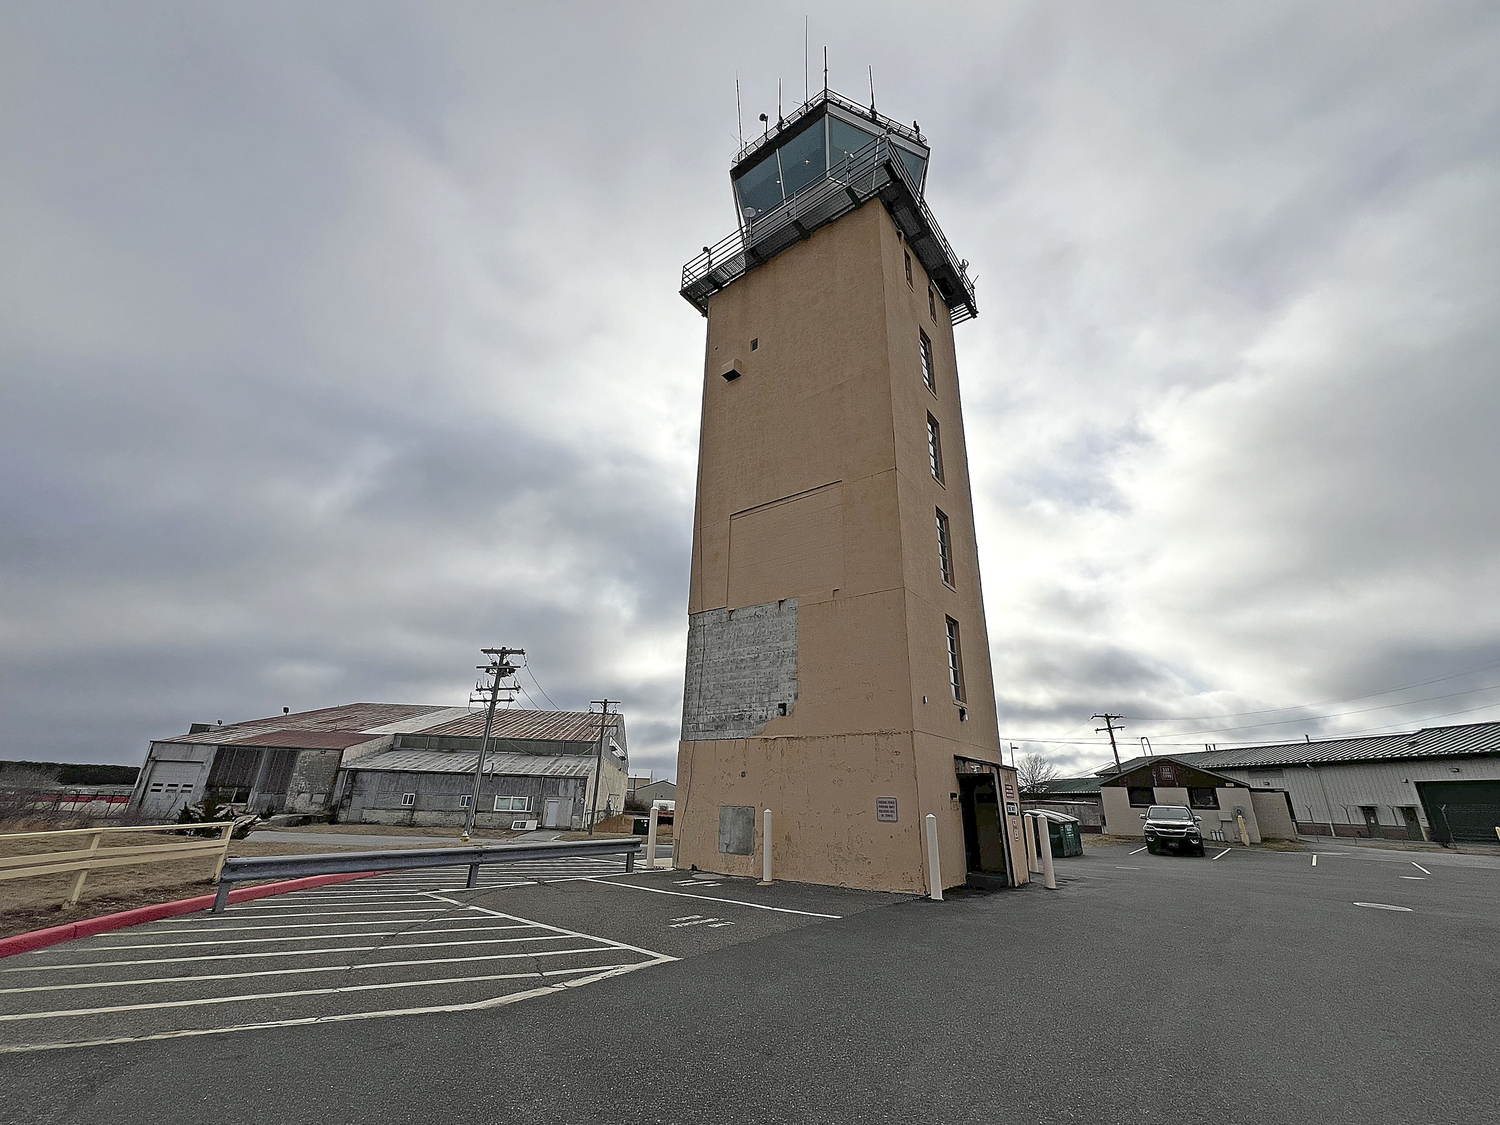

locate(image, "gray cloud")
(3, 3), (1499, 783)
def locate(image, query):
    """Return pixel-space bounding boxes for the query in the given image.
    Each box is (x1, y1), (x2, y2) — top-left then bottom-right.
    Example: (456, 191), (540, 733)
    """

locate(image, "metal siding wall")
(1216, 757), (1500, 828)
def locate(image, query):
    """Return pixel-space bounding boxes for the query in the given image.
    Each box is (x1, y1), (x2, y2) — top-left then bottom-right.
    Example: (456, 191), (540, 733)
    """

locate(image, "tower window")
(945, 616), (966, 702)
(927, 414), (944, 483)
(929, 286), (938, 321)
(919, 330), (935, 393)
(904, 250), (913, 288)
(936, 508), (954, 586)
(750, 338), (758, 351)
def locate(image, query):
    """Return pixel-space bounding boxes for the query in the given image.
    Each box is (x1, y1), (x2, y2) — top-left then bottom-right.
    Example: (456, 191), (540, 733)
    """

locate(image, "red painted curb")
(0, 871), (380, 959)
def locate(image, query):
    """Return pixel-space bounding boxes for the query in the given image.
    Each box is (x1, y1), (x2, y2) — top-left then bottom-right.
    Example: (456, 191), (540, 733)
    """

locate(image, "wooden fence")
(0, 822), (235, 907)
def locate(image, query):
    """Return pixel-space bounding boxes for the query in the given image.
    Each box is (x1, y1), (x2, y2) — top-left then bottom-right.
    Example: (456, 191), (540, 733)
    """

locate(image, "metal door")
(140, 762), (202, 817)
(1361, 806), (1380, 836)
(1400, 806), (1424, 841)
(543, 798), (565, 828)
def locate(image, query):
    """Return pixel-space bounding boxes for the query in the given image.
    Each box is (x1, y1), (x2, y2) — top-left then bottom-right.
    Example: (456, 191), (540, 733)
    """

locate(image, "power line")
(1122, 653), (1500, 723)
(520, 656), (560, 710)
(1003, 699), (1500, 754)
(1127, 680), (1500, 739)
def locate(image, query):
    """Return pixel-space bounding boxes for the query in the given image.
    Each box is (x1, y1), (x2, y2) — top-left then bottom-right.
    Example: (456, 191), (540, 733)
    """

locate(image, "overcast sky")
(3, 2), (1498, 781)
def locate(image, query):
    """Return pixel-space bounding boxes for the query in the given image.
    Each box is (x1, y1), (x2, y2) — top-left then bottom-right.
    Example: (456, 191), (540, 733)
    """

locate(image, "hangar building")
(1028, 720), (1500, 844)
(130, 703), (629, 831)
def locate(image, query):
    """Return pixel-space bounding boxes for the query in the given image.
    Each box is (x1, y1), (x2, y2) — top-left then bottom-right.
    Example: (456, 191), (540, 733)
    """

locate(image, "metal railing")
(211, 835), (644, 911)
(681, 134), (978, 325)
(0, 822), (236, 907)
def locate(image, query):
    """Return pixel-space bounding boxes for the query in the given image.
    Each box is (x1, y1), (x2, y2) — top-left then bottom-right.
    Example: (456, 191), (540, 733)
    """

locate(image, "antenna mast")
(868, 65), (876, 117)
(736, 76), (743, 147)
(823, 46), (828, 96)
(803, 17), (809, 103)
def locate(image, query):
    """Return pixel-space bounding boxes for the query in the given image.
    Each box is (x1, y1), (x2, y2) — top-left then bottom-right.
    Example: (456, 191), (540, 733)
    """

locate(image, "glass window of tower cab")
(674, 87), (1014, 898)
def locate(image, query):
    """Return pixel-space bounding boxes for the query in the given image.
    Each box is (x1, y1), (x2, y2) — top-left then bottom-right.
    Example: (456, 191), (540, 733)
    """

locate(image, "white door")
(140, 762), (202, 817)
(543, 798), (565, 828)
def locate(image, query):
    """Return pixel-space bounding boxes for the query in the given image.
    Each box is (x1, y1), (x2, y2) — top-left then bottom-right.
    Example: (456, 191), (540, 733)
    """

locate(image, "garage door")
(140, 761), (203, 818)
(1416, 780), (1500, 845)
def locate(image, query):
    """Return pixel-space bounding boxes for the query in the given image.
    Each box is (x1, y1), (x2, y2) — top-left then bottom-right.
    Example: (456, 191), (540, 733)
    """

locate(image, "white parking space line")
(129, 918), (463, 935)
(420, 892), (683, 959)
(6, 933), (587, 977)
(199, 909), (445, 921)
(0, 886), (680, 1056)
(0, 963), (635, 1025)
(1353, 902), (1413, 912)
(1128, 846), (1148, 855)
(1400, 875), (1427, 880)
(1312, 855), (1318, 866)
(0, 960), (666, 1055)
(1211, 848), (1231, 860)
(1411, 861), (1432, 874)
(0, 945), (633, 996)
(82, 924), (543, 950)
(583, 878), (842, 919)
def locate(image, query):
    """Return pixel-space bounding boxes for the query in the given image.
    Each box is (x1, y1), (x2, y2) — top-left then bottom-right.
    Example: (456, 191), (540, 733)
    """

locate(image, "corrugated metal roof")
(1094, 720), (1500, 773)
(155, 703), (620, 748)
(418, 709), (618, 743)
(157, 704), (455, 744)
(346, 749), (596, 777)
(1031, 776), (1104, 796)
(232, 731), (384, 750)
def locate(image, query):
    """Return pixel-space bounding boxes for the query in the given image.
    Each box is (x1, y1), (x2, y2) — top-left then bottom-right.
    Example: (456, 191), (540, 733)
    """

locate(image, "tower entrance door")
(958, 772), (1010, 887)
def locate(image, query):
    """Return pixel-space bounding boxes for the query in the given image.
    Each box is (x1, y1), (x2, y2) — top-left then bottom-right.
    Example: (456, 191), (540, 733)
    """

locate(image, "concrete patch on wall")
(682, 599), (798, 741)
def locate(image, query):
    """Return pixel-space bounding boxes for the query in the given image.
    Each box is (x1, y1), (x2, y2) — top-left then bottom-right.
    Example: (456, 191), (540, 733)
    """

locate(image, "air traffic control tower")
(674, 90), (1027, 894)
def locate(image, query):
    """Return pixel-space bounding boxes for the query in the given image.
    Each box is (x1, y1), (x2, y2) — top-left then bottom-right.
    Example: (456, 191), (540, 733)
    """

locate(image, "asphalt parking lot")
(2, 841), (1496, 1124)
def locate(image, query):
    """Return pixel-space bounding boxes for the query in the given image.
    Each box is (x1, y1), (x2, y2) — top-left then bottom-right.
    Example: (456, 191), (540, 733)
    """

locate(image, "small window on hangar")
(1188, 787), (1220, 809)
(1128, 787), (1154, 807)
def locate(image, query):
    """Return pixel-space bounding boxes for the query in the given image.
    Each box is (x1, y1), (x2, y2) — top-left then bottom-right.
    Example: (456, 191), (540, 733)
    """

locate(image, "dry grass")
(0, 831), (472, 941)
(1081, 833), (1144, 848)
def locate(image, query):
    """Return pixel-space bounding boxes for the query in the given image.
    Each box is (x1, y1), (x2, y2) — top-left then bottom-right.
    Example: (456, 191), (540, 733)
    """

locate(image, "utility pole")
(587, 700), (616, 834)
(1093, 713), (1124, 773)
(462, 648), (524, 842)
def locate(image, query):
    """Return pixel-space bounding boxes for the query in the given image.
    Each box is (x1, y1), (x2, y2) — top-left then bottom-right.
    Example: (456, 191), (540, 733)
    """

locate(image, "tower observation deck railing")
(680, 134), (978, 326)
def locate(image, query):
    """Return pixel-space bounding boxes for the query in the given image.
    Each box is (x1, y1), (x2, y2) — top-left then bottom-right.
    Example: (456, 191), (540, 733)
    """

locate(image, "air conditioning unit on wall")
(511, 819), (538, 831)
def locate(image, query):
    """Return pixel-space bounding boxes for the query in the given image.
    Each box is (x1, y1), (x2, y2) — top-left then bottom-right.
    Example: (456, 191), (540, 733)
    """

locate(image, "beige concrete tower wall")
(677, 198), (1003, 892)
(677, 732), (927, 892)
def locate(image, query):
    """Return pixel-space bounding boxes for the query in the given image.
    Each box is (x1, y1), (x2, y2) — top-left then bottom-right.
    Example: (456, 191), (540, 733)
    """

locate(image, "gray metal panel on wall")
(682, 600), (798, 741)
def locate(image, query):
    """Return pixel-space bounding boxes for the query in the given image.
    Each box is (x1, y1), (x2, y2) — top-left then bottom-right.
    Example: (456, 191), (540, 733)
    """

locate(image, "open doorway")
(957, 771), (1011, 887)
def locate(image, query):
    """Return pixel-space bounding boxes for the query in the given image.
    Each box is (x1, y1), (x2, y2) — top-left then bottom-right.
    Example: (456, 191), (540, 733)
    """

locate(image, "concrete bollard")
(924, 813), (943, 901)
(645, 805), (660, 870)
(758, 808), (773, 885)
(1237, 813), (1250, 847)
(1036, 817), (1057, 890)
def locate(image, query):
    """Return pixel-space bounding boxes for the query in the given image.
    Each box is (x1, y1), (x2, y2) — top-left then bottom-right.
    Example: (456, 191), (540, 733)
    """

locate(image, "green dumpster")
(1045, 815), (1084, 858)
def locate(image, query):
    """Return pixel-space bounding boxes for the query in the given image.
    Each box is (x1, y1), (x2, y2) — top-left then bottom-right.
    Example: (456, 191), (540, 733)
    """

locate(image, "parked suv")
(1140, 805), (1205, 856)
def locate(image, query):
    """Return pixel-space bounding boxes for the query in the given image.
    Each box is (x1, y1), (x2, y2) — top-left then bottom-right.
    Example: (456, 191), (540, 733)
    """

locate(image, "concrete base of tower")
(674, 731), (999, 895)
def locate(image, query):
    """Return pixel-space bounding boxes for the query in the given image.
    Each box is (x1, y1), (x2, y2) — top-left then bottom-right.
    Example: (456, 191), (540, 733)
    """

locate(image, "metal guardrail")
(681, 133), (978, 325)
(0, 822), (236, 907)
(211, 836), (644, 912)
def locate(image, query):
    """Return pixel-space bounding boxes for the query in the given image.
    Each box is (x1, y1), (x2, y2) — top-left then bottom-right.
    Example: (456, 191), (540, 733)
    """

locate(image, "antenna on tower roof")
(777, 78), (783, 127)
(803, 16), (809, 104)
(735, 75), (743, 148)
(823, 46), (828, 96)
(868, 65), (877, 118)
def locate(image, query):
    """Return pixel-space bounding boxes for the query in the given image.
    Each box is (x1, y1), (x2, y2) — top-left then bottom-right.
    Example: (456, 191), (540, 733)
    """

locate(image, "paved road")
(2, 843), (1494, 1124)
